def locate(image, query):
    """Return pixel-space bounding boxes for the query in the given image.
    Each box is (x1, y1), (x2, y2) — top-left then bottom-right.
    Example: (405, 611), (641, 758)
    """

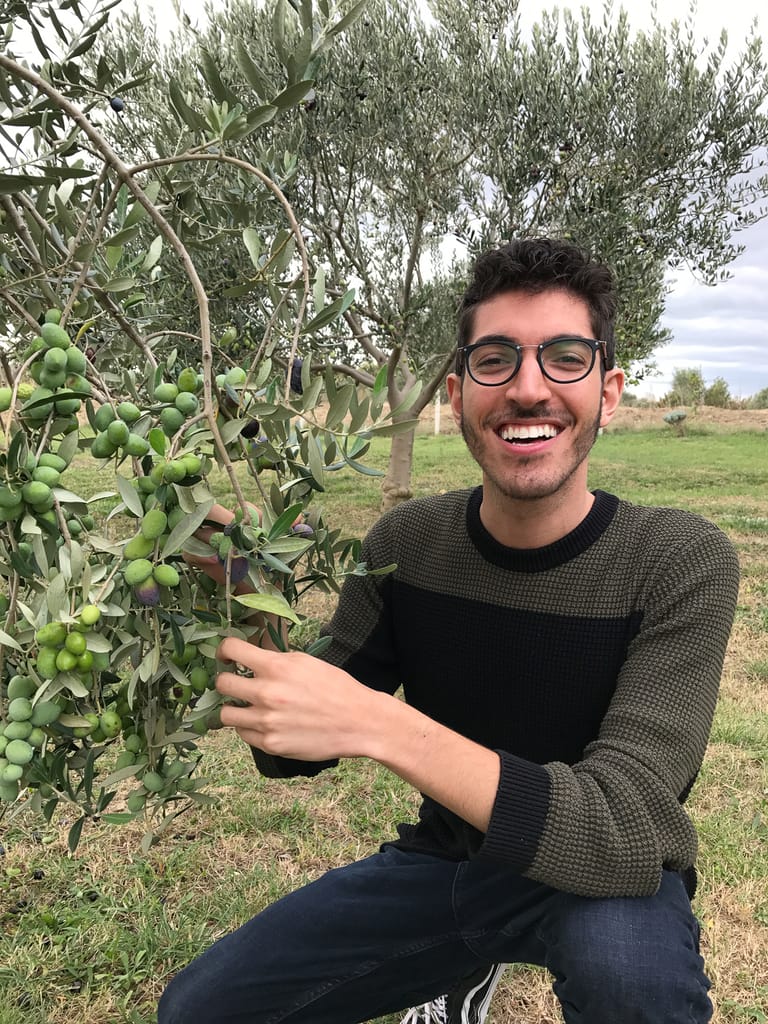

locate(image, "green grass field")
(1, 426), (767, 1023)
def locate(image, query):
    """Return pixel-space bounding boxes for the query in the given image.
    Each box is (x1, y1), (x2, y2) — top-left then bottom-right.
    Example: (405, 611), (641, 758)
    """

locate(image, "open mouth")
(498, 423), (562, 445)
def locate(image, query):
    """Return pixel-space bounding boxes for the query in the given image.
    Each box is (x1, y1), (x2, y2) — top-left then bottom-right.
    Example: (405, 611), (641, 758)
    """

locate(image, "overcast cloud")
(651, 225), (768, 400)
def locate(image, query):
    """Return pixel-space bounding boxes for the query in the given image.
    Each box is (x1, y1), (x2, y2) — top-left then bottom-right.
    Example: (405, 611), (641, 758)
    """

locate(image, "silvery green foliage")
(0, 0), (408, 850)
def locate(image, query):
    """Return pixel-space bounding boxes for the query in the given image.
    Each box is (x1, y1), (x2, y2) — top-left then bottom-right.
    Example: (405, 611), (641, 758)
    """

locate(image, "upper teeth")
(500, 424), (559, 441)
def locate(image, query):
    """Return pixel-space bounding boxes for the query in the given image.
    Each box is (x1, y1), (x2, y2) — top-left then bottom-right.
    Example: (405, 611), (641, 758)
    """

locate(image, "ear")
(446, 372), (463, 427)
(600, 367), (624, 428)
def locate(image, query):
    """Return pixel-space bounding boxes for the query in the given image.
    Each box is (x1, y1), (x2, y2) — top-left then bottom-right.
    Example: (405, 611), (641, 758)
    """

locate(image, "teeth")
(500, 424), (559, 441)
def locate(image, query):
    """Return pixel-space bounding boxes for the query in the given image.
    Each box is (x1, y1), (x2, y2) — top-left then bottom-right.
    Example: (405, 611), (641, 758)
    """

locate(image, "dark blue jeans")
(158, 845), (711, 1023)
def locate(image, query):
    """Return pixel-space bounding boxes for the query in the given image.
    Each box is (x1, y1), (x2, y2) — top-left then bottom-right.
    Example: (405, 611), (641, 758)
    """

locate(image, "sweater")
(252, 488), (740, 899)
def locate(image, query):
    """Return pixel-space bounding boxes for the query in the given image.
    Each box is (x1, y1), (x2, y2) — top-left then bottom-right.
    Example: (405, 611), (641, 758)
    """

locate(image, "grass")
(1, 426), (767, 1023)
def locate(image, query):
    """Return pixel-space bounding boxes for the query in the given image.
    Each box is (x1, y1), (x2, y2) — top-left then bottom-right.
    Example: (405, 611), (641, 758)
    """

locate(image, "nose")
(503, 348), (554, 407)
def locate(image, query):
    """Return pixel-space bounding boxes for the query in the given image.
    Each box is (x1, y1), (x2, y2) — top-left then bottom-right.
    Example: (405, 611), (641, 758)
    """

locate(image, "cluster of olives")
(34, 605), (104, 681)
(122, 508), (183, 606)
(90, 402), (150, 459)
(0, 447), (73, 526)
(120, 641), (214, 813)
(88, 366), (205, 463)
(20, 311), (90, 431)
(153, 369), (202, 435)
(0, 674), (60, 802)
(0, 604), (106, 803)
(0, 317), (296, 825)
(138, 452), (204, 495)
(84, 366), (210, 607)
(124, 754), (196, 813)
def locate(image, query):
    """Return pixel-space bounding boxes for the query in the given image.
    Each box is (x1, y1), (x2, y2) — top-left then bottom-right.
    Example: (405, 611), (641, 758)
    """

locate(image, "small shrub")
(663, 409), (688, 436)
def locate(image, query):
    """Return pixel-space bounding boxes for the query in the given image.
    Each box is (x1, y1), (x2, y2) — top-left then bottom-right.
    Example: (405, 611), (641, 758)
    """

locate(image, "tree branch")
(0, 286), (41, 334)
(401, 209), (425, 313)
(410, 349), (455, 414)
(343, 307), (386, 364)
(127, 151), (311, 405)
(0, 195), (60, 307)
(0, 52), (252, 512)
(14, 191), (159, 371)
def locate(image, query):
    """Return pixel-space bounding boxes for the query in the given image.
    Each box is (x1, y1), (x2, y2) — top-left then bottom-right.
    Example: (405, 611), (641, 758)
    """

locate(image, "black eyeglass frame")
(455, 336), (610, 386)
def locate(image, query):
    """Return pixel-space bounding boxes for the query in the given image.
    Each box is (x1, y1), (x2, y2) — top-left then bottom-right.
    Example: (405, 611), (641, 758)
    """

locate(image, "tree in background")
(95, 0), (768, 507)
(703, 376), (732, 408)
(665, 367), (706, 407)
(748, 386), (768, 410)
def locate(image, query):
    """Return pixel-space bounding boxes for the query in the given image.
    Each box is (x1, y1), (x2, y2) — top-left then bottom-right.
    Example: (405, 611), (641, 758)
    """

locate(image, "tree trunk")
(380, 418), (416, 513)
(378, 349), (455, 513)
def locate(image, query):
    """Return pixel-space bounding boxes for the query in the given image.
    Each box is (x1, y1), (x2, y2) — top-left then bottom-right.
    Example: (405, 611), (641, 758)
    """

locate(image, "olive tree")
(0, 0), (407, 851)
(100, 0), (768, 509)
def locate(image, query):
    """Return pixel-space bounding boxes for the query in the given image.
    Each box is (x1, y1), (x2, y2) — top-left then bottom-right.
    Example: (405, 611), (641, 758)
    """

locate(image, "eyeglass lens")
(466, 339), (596, 384)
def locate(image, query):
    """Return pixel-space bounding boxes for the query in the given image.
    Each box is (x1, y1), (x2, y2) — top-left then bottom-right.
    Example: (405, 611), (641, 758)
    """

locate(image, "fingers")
(204, 503), (236, 527)
(217, 635), (280, 671)
(206, 502), (262, 527)
(219, 700), (260, 730)
(215, 669), (259, 703)
(190, 503), (262, 551)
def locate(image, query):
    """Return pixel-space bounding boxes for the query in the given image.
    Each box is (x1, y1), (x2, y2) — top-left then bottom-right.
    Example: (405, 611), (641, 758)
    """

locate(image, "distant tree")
(665, 368), (706, 407)
(703, 377), (732, 407)
(749, 387), (768, 410)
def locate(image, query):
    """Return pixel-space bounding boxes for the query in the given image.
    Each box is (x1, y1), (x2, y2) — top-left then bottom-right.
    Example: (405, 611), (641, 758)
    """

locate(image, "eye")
(472, 346), (517, 370)
(544, 342), (590, 370)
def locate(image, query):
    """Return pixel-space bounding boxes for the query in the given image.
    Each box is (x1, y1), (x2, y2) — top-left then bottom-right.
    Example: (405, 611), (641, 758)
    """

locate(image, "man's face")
(446, 288), (623, 505)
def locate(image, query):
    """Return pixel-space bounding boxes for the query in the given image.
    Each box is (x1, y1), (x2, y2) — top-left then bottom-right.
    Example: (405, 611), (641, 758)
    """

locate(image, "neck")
(479, 479), (595, 549)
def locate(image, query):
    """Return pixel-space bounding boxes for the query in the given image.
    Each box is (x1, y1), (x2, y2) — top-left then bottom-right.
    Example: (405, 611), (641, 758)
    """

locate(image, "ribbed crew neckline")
(466, 487), (620, 572)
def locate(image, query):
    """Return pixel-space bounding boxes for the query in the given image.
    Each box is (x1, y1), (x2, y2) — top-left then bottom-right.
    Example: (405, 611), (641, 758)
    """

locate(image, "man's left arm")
(478, 522), (740, 896)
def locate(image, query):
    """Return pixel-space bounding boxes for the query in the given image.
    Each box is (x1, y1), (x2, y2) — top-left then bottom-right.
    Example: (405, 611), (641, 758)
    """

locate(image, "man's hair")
(456, 239), (618, 372)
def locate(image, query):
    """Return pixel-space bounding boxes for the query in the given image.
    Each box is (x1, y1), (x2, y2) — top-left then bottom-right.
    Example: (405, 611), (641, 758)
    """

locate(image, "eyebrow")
(469, 332), (595, 346)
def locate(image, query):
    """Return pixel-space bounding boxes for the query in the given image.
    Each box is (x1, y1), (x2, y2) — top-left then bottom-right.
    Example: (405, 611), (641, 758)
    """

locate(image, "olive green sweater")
(254, 489), (739, 900)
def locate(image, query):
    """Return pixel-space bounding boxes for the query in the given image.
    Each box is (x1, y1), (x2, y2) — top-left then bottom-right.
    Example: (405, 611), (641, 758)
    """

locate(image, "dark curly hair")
(456, 239), (618, 372)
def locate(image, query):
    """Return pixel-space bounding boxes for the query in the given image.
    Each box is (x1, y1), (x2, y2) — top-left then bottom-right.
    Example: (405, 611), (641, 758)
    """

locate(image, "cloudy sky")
(554, 0), (768, 401)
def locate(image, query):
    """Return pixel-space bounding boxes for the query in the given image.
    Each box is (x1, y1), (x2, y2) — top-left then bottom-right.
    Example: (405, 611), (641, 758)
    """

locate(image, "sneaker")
(400, 963), (505, 1024)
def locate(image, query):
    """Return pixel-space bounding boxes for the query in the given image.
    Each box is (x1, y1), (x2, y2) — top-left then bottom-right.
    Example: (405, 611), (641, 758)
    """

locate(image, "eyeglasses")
(457, 337), (609, 386)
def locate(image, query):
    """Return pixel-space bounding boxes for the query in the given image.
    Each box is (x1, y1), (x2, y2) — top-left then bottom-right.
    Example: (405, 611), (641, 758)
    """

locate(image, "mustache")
(483, 404), (573, 429)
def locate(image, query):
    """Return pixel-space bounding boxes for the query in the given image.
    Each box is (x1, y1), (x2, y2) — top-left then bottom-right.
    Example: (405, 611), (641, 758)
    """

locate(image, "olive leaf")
(232, 591), (301, 624)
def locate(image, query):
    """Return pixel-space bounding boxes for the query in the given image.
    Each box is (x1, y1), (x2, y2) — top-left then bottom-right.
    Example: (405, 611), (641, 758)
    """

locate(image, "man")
(159, 239), (739, 1024)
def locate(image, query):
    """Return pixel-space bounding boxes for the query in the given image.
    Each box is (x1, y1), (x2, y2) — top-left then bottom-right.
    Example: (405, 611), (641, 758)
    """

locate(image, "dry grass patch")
(700, 884), (768, 1021)
(494, 965), (561, 1023)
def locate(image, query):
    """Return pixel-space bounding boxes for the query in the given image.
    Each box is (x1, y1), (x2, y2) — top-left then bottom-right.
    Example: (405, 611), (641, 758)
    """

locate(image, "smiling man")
(159, 239), (740, 1024)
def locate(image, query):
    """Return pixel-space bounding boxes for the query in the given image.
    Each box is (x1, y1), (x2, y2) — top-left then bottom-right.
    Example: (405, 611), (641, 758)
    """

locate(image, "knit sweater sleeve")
(478, 521), (740, 897)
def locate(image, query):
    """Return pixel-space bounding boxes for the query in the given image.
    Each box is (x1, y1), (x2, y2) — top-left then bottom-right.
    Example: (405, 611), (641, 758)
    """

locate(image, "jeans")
(158, 845), (711, 1024)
